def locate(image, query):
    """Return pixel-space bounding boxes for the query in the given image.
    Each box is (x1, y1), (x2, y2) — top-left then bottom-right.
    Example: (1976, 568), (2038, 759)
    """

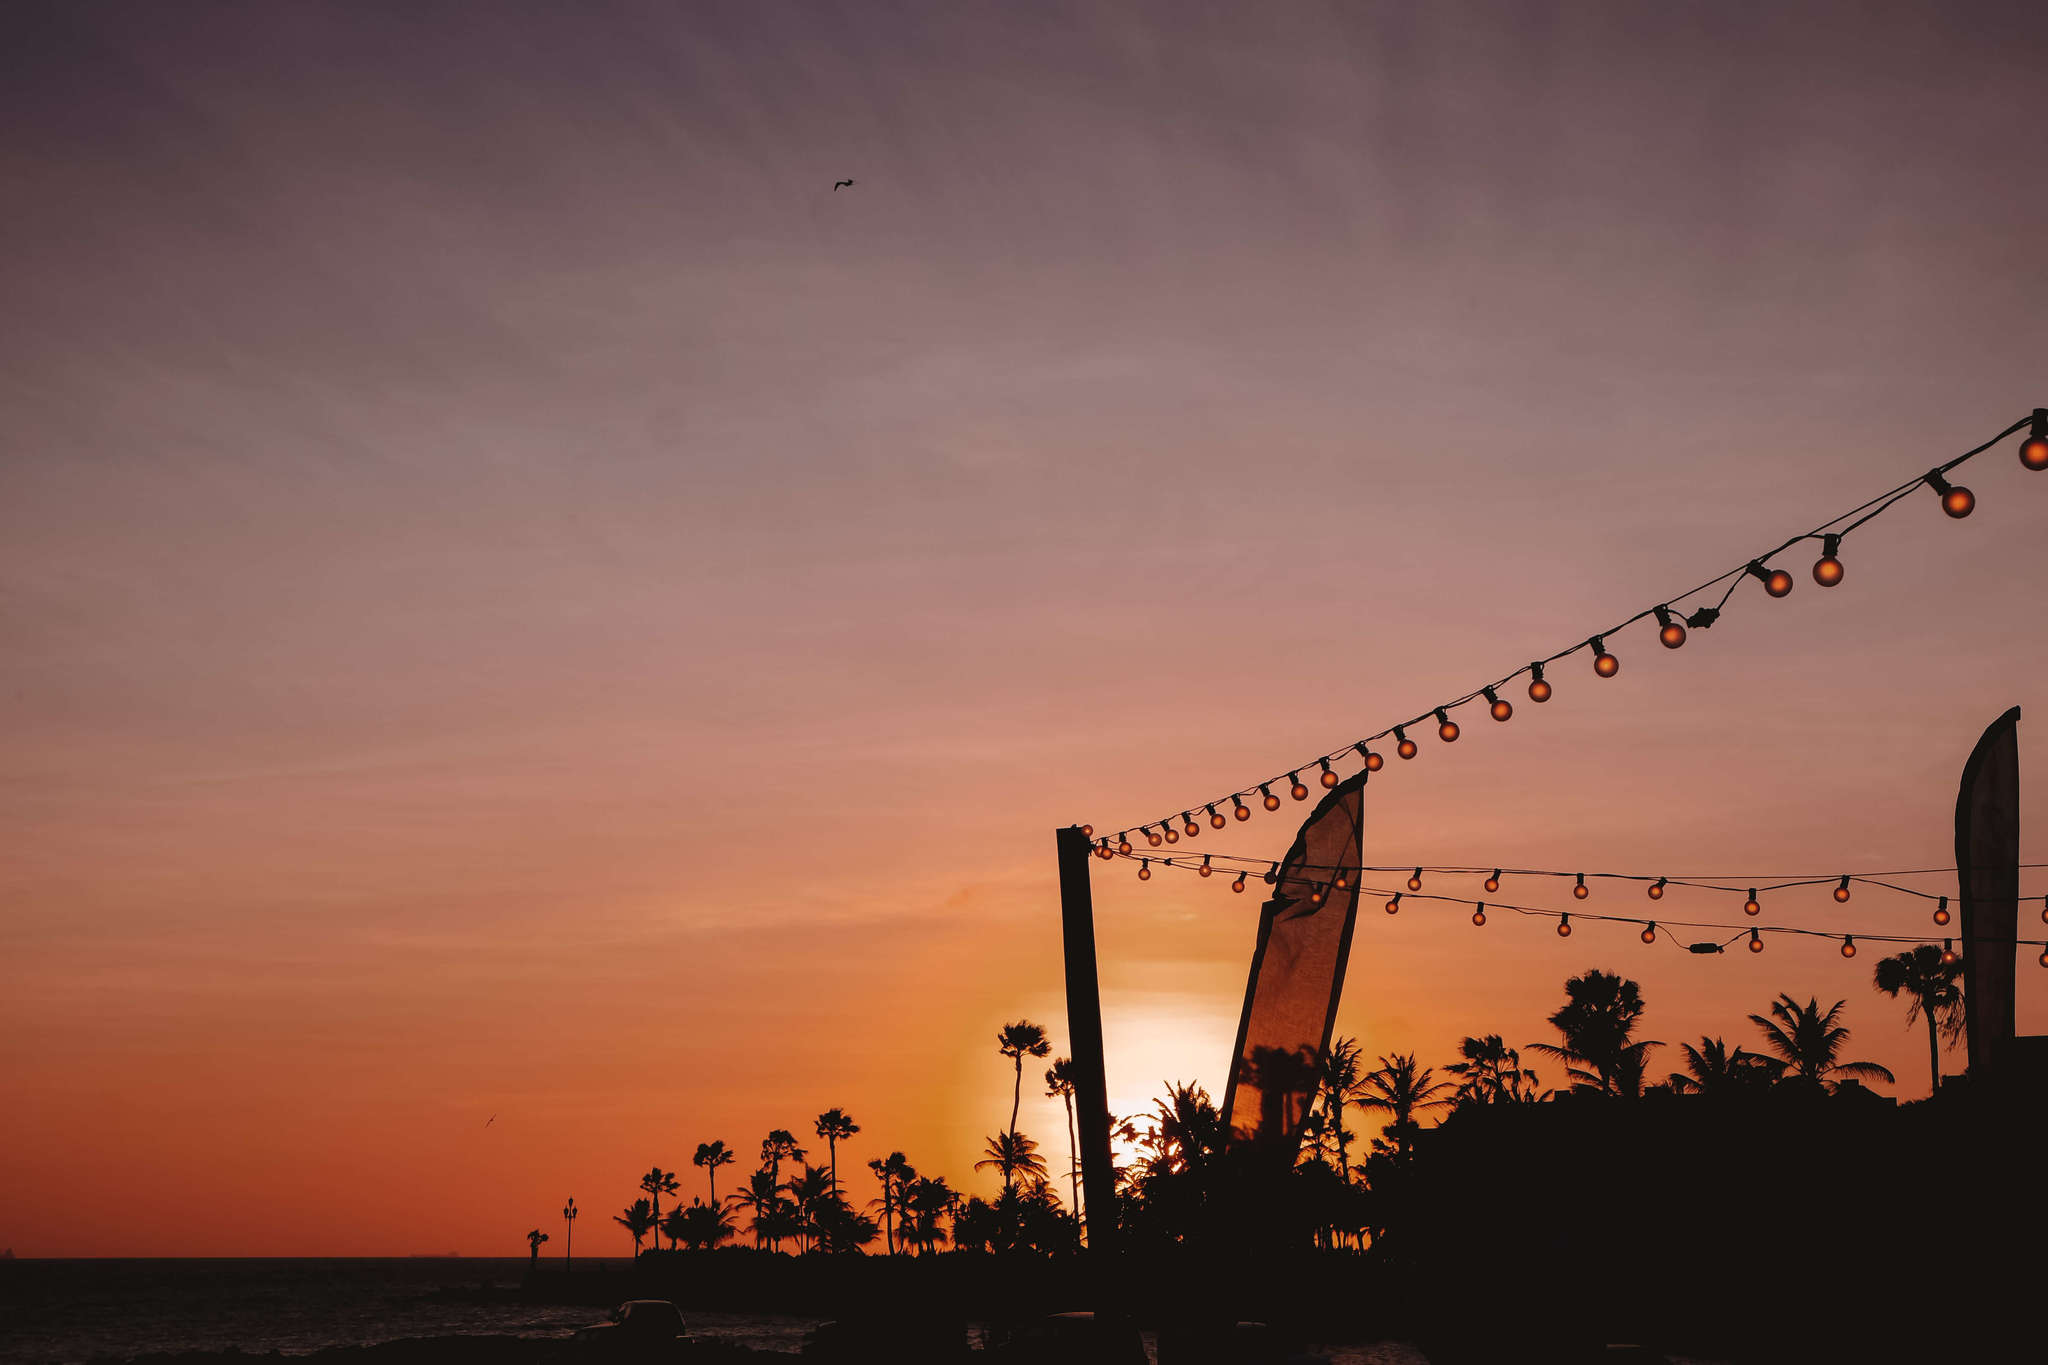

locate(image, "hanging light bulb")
(1924, 469), (1975, 518)
(1748, 929), (1764, 954)
(1198, 855), (1213, 878)
(1642, 923), (1657, 945)
(1232, 796), (1251, 823)
(1407, 867), (1423, 892)
(1557, 914), (1571, 937)
(1117, 835), (1132, 855)
(1137, 859), (1151, 881)
(1309, 885), (1325, 905)
(1841, 936), (1857, 959)
(1385, 893), (1401, 915)
(1289, 772), (1309, 801)
(1744, 889), (1760, 916)
(1163, 824), (1179, 845)
(1933, 896), (1950, 927)
(1207, 804), (1225, 830)
(1231, 872), (1247, 894)
(1527, 662), (1552, 703)
(1146, 826), (1164, 848)
(1747, 559), (1795, 598)
(1355, 742), (1384, 772)
(1395, 726), (1418, 760)
(1591, 636), (1620, 678)
(1813, 534), (1845, 587)
(2039, 946), (2048, 968)
(1183, 812), (1201, 838)
(1435, 708), (1460, 743)
(1573, 874), (1589, 900)
(1485, 686), (1512, 722)
(2022, 409), (2048, 470)
(1263, 862), (1280, 885)
(1472, 904), (1486, 926)
(1941, 938), (1958, 965)
(1484, 869), (1501, 893)
(1261, 784), (1280, 812)
(1834, 876), (1851, 904)
(1334, 871), (1348, 889)
(1319, 758), (1339, 789)
(1648, 878), (1667, 901)
(1080, 825), (1094, 837)
(1654, 606), (1686, 650)
(1095, 840), (1113, 860)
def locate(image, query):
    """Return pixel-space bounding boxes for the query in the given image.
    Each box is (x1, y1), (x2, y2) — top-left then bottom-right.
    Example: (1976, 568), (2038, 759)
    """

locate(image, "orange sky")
(4, 1), (2047, 1257)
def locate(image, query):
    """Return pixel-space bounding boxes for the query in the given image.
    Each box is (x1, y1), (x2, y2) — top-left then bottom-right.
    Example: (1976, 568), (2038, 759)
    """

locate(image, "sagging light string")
(1085, 409), (2048, 852)
(1100, 850), (2048, 928)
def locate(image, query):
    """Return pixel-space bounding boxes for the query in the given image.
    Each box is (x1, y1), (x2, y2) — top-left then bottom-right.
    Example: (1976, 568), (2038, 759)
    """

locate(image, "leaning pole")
(1054, 826), (1122, 1270)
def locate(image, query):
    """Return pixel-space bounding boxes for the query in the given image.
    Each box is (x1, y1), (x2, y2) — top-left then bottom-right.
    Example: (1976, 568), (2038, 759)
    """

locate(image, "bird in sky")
(832, 179), (855, 191)
(484, 1115), (495, 1128)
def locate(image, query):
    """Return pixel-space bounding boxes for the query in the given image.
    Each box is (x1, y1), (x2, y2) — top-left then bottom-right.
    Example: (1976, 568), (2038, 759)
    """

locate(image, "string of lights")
(1087, 408), (2048, 851)
(1093, 848), (2048, 928)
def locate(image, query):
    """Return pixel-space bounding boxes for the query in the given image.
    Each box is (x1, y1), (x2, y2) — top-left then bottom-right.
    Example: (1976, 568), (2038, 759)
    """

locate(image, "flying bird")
(484, 1115), (496, 1128)
(833, 179), (855, 191)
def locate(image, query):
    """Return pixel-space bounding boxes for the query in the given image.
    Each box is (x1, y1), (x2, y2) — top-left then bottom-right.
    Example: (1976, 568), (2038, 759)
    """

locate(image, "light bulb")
(1484, 869), (1501, 893)
(1841, 936), (1857, 959)
(1925, 470), (1974, 518)
(1319, 758), (1339, 789)
(1933, 896), (1950, 927)
(1385, 894), (1400, 915)
(1941, 938), (1958, 965)
(1395, 726), (1418, 760)
(1309, 886), (1325, 905)
(1436, 708), (1460, 743)
(1261, 784), (1280, 811)
(1137, 860), (1151, 881)
(1591, 636), (1619, 678)
(2023, 411), (2048, 470)
(1407, 868), (1423, 892)
(1231, 872), (1246, 893)
(1232, 797), (1251, 822)
(1749, 560), (1794, 599)
(1642, 923), (1657, 945)
(1748, 929), (1764, 954)
(1528, 662), (1552, 703)
(1095, 841), (1112, 860)
(1164, 825), (1179, 844)
(1207, 804), (1226, 829)
(1557, 914), (1571, 937)
(2039, 946), (2048, 968)
(1744, 889), (1760, 916)
(1289, 772), (1309, 801)
(1117, 836), (1132, 855)
(1198, 855), (1213, 878)
(1834, 876), (1851, 904)
(1334, 872), (1348, 889)
(1485, 687), (1512, 722)
(1813, 534), (1844, 587)
(1648, 878), (1666, 901)
(1360, 744), (1384, 772)
(1471, 905), (1486, 926)
(1147, 827), (1163, 848)
(1080, 824), (1093, 837)
(1654, 606), (1686, 650)
(1263, 862), (1279, 885)
(1573, 874), (1589, 900)
(1183, 813), (1200, 837)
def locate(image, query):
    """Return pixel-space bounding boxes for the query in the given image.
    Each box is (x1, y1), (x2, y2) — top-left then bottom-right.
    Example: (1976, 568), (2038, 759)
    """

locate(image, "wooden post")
(1056, 826), (1120, 1264)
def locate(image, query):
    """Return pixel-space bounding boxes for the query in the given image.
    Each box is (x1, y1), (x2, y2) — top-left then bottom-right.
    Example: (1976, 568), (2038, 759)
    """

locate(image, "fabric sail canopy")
(1957, 706), (2020, 1076)
(1220, 769), (1366, 1157)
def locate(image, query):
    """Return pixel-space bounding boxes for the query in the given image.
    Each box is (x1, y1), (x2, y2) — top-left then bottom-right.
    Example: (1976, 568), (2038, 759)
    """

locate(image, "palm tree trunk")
(1926, 1008), (1941, 1097)
(828, 1138), (837, 1198)
(1007, 1057), (1023, 1197)
(1062, 1092), (1080, 1247)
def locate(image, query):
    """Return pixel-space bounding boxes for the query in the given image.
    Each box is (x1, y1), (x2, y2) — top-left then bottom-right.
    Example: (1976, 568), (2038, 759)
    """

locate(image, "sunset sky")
(5, 1), (2046, 1258)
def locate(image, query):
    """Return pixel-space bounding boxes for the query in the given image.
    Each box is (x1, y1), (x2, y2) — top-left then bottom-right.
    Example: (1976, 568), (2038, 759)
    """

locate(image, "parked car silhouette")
(576, 1299), (687, 1356)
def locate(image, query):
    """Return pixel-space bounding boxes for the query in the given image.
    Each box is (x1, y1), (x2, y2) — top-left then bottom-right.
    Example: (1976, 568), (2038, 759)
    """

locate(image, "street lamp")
(562, 1197), (577, 1271)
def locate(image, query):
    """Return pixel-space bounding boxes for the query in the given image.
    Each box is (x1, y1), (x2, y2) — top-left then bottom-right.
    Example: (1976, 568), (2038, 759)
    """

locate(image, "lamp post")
(562, 1197), (577, 1271)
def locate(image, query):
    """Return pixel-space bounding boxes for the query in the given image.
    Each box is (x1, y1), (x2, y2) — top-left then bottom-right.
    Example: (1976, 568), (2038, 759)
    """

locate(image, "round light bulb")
(1262, 785), (1280, 812)
(1396, 728), (1418, 760)
(1407, 868), (1423, 892)
(1080, 824), (1093, 837)
(1647, 878), (1665, 901)
(1941, 939), (1958, 965)
(1438, 716), (1460, 743)
(1363, 750), (1384, 772)
(1137, 862), (1151, 881)
(1814, 536), (1845, 587)
(1834, 877), (1851, 904)
(1198, 856), (1212, 877)
(1942, 484), (1975, 518)
(1590, 637), (1620, 677)
(1765, 569), (1794, 598)
(1117, 837), (1131, 855)
(1334, 872), (1348, 889)
(1556, 915), (1571, 938)
(1748, 930), (1764, 954)
(1233, 798), (1251, 822)
(1840, 937), (1857, 959)
(1491, 698), (1513, 722)
(1147, 828), (1163, 848)
(1642, 924), (1657, 945)
(1471, 906), (1486, 926)
(1572, 874), (1589, 900)
(1655, 609), (1687, 650)
(1231, 873), (1246, 894)
(1933, 897), (1950, 927)
(1164, 826), (1179, 844)
(1528, 667), (1552, 703)
(1744, 890), (1760, 916)
(1309, 887), (1324, 905)
(2023, 436), (2048, 471)
(1484, 870), (1501, 893)
(1319, 759), (1339, 789)
(1385, 895), (1400, 915)
(1288, 773), (1309, 801)
(1208, 805), (1225, 829)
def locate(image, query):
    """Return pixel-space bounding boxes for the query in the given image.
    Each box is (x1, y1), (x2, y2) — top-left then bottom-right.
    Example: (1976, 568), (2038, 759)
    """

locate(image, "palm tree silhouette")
(1748, 993), (1896, 1092)
(901, 1176), (953, 1255)
(637, 1168), (678, 1234)
(526, 1228), (549, 1268)
(813, 1109), (859, 1197)
(1318, 1037), (1364, 1182)
(1529, 969), (1661, 1096)
(976, 1130), (1048, 1194)
(785, 1165), (837, 1254)
(1351, 1053), (1453, 1154)
(675, 1199), (736, 1250)
(1873, 945), (1967, 1097)
(614, 1199), (656, 1257)
(729, 1169), (785, 1251)
(866, 1151), (916, 1255)
(1044, 1058), (1081, 1233)
(657, 1203), (686, 1251)
(995, 1020), (1051, 1192)
(1666, 1035), (1781, 1094)
(692, 1140), (735, 1205)
(1446, 1034), (1539, 1106)
(759, 1130), (807, 1190)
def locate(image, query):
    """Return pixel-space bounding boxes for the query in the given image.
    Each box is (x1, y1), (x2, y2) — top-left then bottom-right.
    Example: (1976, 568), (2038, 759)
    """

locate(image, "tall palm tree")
(638, 1168), (678, 1233)
(1148, 1080), (1226, 1179)
(996, 1020), (1052, 1183)
(814, 1109), (859, 1197)
(1446, 1034), (1539, 1106)
(976, 1130), (1048, 1195)
(692, 1140), (735, 1205)
(1044, 1058), (1081, 1230)
(901, 1176), (953, 1255)
(614, 1199), (656, 1257)
(1529, 969), (1661, 1096)
(729, 1168), (784, 1250)
(526, 1228), (549, 1268)
(1351, 1053), (1454, 1154)
(657, 1203), (687, 1251)
(1748, 993), (1896, 1092)
(1873, 945), (1967, 1097)
(785, 1165), (837, 1254)
(759, 1130), (807, 1189)
(866, 1151), (915, 1255)
(1667, 1035), (1781, 1094)
(675, 1199), (736, 1251)
(1318, 1037), (1364, 1182)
